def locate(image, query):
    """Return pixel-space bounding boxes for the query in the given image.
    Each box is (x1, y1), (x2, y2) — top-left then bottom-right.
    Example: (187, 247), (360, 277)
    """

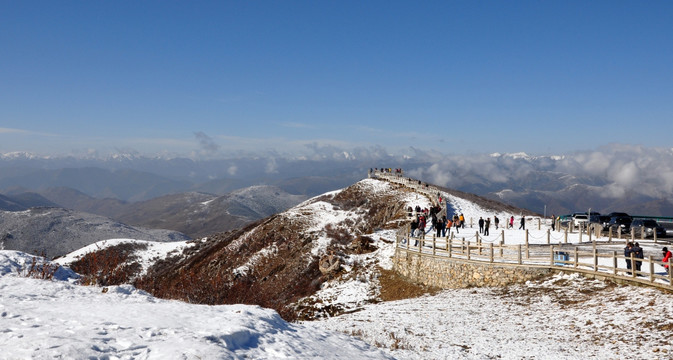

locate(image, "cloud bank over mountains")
(1, 143), (672, 215)
(408, 144), (673, 201)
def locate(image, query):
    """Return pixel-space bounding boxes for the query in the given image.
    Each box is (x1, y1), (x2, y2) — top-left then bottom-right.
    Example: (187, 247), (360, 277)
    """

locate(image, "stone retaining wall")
(393, 248), (553, 288)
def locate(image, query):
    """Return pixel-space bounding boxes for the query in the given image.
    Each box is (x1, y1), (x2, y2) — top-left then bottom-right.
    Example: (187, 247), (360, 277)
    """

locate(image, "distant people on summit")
(494, 216), (499, 230)
(484, 217), (490, 236)
(439, 215), (447, 237)
(509, 216), (514, 229)
(460, 214), (465, 228)
(551, 214), (556, 231)
(445, 217), (452, 238)
(478, 217), (484, 234)
(519, 216), (525, 230)
(418, 215), (426, 238)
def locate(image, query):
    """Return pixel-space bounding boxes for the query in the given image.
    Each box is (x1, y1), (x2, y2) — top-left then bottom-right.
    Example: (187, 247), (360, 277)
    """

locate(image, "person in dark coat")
(484, 218), (490, 236)
(478, 217), (484, 234)
(519, 216), (526, 230)
(624, 242), (634, 274)
(632, 242), (644, 274)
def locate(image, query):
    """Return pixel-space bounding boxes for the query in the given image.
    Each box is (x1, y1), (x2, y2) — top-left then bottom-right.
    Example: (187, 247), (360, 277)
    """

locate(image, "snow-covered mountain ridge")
(5, 177), (673, 358)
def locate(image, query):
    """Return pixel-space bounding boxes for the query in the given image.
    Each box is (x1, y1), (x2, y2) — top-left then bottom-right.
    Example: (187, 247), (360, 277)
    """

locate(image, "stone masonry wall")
(393, 248), (553, 288)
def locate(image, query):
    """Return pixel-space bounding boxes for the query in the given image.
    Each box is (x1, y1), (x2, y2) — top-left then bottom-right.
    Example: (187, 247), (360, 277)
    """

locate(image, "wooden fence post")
(588, 227), (592, 243)
(613, 251), (617, 275)
(518, 244), (522, 264)
(649, 256), (654, 282)
(432, 236), (436, 256)
(593, 248), (598, 272)
(525, 230), (529, 259)
(501, 230), (505, 244)
(489, 243), (494, 263)
(547, 229), (550, 245)
(564, 229), (568, 244)
(550, 245), (554, 266)
(574, 247), (579, 268)
(538, 218), (541, 230)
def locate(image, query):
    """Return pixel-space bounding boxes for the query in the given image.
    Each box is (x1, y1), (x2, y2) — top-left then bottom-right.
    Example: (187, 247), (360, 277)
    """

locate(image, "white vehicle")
(572, 213), (589, 227)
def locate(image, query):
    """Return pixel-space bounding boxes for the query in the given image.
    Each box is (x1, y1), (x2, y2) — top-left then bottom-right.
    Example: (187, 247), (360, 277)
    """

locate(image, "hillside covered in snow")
(4, 177), (673, 359)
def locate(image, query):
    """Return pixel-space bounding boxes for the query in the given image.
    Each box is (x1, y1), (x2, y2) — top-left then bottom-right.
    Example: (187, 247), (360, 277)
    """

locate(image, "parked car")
(606, 212), (631, 218)
(630, 219), (666, 238)
(572, 213), (589, 227)
(608, 216), (632, 233)
(587, 211), (601, 224)
(599, 215), (611, 230)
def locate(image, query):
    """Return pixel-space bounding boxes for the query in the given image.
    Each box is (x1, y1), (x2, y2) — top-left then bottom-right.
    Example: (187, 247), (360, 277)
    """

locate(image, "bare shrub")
(21, 256), (60, 280)
(70, 242), (147, 286)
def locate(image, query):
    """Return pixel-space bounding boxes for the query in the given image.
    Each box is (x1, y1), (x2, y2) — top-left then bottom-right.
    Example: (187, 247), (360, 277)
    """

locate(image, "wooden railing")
(371, 170), (673, 290)
(395, 229), (673, 290)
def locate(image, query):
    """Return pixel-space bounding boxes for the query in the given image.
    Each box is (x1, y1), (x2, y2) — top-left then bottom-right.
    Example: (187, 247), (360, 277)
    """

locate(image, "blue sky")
(1, 1), (672, 158)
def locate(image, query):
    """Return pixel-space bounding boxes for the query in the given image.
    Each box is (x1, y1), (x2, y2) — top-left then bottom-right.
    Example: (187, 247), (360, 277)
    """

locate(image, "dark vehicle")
(608, 216), (632, 233)
(599, 215), (611, 230)
(587, 211), (601, 224)
(630, 219), (666, 238)
(606, 212), (630, 218)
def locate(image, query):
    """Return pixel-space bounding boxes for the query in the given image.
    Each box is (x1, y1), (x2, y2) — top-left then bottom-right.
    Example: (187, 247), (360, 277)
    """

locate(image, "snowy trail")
(310, 272), (673, 359)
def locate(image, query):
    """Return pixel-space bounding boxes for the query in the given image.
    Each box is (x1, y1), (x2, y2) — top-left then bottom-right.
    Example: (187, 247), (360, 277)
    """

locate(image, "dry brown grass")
(378, 268), (441, 301)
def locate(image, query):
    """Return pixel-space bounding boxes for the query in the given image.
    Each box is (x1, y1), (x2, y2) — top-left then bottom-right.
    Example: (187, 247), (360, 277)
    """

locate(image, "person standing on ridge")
(519, 216), (525, 230)
(624, 242), (634, 275)
(633, 242), (644, 274)
(662, 247), (672, 274)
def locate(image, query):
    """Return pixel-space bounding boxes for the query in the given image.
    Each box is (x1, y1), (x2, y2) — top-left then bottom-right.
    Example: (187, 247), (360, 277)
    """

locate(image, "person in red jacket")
(662, 247), (672, 273)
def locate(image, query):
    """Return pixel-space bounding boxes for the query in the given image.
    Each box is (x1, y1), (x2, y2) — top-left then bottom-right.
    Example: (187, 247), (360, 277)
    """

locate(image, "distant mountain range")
(2, 145), (673, 217)
(0, 207), (190, 259)
(1, 185), (308, 240)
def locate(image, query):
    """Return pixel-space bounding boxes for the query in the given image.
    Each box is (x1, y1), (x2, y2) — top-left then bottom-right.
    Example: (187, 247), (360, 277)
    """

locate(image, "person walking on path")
(494, 216), (499, 230)
(478, 217), (484, 234)
(519, 216), (526, 230)
(509, 216), (514, 229)
(551, 214), (556, 231)
(460, 214), (465, 229)
(445, 217), (452, 238)
(484, 218), (490, 236)
(436, 215), (445, 238)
